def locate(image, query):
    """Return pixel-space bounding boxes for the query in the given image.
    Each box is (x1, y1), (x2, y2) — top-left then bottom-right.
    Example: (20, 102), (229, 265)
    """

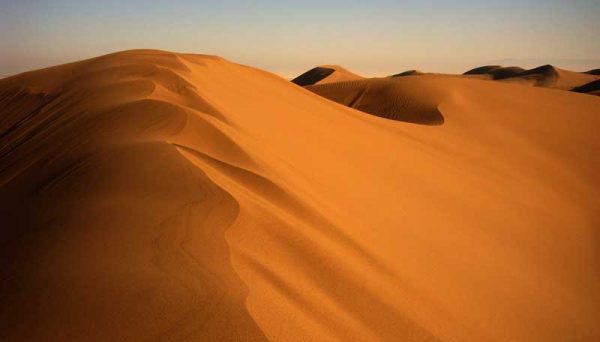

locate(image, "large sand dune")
(1, 50), (599, 341)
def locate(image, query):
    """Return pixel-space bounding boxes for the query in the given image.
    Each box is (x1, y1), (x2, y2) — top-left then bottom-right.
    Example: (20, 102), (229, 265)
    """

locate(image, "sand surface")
(1, 50), (599, 341)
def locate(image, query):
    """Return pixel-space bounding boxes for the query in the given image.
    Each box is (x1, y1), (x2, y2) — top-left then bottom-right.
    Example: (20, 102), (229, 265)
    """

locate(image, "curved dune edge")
(1, 50), (600, 341)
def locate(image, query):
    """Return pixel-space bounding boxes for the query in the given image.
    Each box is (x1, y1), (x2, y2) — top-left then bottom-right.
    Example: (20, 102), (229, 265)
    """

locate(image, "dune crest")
(1, 50), (600, 341)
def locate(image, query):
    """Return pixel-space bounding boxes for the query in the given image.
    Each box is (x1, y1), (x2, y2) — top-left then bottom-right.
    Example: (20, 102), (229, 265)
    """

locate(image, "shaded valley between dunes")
(1, 50), (599, 341)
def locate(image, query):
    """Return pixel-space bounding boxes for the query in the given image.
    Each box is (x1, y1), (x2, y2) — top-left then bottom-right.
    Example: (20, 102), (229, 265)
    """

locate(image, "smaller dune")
(465, 64), (599, 90)
(293, 67), (444, 124)
(463, 65), (526, 79)
(520, 65), (599, 90)
(463, 65), (502, 75)
(515, 64), (560, 86)
(389, 70), (424, 77)
(305, 78), (445, 125)
(291, 65), (363, 86)
(571, 79), (600, 96)
(294, 63), (600, 124)
(491, 66), (528, 79)
(585, 69), (600, 75)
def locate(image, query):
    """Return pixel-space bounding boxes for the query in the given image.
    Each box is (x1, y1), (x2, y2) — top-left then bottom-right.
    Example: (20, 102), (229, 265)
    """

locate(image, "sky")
(1, 0), (599, 78)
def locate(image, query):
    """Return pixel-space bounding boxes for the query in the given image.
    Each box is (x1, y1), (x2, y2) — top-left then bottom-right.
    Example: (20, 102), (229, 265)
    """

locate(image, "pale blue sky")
(1, 0), (599, 77)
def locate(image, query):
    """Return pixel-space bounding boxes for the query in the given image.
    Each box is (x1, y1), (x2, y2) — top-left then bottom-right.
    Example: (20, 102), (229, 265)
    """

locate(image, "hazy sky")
(1, 0), (599, 77)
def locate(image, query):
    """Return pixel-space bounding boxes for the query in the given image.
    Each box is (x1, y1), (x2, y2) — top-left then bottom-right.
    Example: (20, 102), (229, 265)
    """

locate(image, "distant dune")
(572, 79), (600, 96)
(1, 50), (600, 341)
(464, 64), (600, 92)
(291, 65), (363, 86)
(295, 64), (599, 120)
(389, 69), (424, 77)
(305, 78), (445, 125)
(585, 69), (600, 75)
(464, 65), (527, 79)
(297, 62), (596, 123)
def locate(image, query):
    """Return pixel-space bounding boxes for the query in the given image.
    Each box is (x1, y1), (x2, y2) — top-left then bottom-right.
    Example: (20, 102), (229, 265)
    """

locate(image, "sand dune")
(296, 63), (599, 123)
(389, 69), (425, 77)
(572, 79), (600, 96)
(585, 69), (600, 75)
(464, 64), (600, 90)
(514, 65), (598, 90)
(1, 50), (600, 341)
(305, 77), (445, 124)
(291, 65), (363, 86)
(464, 65), (526, 79)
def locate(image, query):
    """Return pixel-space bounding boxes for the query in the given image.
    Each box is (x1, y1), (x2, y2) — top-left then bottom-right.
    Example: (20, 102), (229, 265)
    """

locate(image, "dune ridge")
(1, 50), (600, 341)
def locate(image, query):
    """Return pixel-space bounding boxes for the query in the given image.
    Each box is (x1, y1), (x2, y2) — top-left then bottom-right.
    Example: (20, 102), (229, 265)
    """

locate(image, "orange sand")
(1, 50), (599, 341)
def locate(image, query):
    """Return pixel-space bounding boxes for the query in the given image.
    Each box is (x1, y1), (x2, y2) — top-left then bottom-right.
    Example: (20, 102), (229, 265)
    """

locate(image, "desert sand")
(1, 50), (599, 341)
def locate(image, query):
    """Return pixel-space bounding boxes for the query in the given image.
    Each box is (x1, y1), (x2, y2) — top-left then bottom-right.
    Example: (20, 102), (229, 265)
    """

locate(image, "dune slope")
(1, 50), (599, 341)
